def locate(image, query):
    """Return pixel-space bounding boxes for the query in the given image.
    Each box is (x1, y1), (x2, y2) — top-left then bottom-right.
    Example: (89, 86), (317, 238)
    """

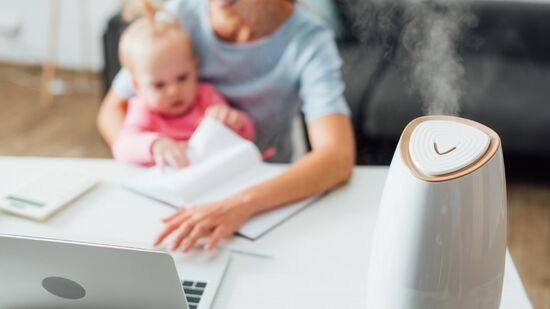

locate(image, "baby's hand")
(205, 105), (245, 133)
(152, 137), (189, 170)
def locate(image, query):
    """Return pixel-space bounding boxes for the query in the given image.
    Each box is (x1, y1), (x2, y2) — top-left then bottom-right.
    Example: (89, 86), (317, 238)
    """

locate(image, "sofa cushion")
(462, 1), (550, 63)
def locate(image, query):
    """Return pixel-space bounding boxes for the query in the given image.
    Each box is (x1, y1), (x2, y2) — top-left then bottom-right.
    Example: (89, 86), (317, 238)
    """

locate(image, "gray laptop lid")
(0, 234), (188, 309)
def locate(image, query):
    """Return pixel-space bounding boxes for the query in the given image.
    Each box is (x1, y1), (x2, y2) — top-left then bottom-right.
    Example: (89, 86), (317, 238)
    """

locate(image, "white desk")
(0, 157), (532, 308)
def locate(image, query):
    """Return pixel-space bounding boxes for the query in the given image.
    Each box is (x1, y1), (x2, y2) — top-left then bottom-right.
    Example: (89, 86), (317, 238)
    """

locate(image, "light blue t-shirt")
(112, 0), (350, 162)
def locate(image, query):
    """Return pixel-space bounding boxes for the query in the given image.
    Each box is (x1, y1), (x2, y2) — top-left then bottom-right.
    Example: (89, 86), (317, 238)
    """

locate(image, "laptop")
(0, 233), (230, 309)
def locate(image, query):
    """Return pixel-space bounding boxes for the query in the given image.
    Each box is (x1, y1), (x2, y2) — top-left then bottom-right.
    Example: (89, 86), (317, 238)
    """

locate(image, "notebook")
(125, 117), (317, 240)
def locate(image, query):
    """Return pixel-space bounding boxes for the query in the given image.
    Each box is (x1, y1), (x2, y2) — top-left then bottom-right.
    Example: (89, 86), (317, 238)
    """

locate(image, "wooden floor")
(0, 65), (110, 158)
(0, 64), (548, 308)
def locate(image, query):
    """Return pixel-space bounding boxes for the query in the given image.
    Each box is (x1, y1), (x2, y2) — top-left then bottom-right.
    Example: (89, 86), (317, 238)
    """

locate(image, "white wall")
(0, 0), (123, 72)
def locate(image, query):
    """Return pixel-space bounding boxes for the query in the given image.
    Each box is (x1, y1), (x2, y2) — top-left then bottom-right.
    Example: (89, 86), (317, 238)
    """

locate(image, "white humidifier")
(366, 116), (507, 309)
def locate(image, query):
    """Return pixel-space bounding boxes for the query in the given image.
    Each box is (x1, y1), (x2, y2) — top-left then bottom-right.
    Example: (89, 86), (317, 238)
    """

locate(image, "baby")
(112, 2), (255, 168)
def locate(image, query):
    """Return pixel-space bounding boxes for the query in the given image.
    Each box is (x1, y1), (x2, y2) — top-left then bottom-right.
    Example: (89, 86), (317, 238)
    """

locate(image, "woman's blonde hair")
(119, 0), (191, 70)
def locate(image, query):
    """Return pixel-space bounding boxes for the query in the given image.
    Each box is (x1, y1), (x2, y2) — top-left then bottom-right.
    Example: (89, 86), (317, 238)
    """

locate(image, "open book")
(125, 117), (317, 240)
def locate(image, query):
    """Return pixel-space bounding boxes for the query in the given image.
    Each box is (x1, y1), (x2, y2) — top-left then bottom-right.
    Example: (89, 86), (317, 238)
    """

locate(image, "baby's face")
(132, 38), (198, 116)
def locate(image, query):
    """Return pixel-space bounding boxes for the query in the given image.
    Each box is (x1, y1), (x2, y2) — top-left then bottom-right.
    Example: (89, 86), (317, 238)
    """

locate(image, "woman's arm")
(97, 89), (128, 146)
(238, 114), (354, 213)
(155, 114), (355, 251)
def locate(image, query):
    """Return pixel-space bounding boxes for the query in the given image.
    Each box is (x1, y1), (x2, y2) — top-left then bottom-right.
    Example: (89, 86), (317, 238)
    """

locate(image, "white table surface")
(0, 157), (532, 308)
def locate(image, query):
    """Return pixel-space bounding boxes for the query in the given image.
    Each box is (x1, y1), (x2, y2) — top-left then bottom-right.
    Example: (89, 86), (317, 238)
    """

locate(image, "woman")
(97, 0), (355, 251)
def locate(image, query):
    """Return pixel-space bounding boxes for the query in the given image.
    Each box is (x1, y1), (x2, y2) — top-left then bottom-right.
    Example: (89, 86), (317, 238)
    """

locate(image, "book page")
(125, 117), (261, 206)
(187, 117), (260, 164)
(126, 143), (259, 206)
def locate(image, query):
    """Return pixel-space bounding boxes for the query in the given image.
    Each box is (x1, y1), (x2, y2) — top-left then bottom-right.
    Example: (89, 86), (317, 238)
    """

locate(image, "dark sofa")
(336, 0), (550, 164)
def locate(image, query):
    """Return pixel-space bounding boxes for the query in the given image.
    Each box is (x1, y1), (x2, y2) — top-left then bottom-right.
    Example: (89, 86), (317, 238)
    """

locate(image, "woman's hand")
(205, 105), (246, 133)
(154, 197), (253, 252)
(152, 137), (189, 169)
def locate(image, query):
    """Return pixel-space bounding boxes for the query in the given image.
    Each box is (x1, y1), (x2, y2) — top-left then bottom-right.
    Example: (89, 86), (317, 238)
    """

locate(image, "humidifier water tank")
(366, 116), (507, 309)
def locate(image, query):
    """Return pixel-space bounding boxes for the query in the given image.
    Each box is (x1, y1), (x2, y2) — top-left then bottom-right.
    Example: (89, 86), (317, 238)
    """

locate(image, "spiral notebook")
(125, 117), (317, 240)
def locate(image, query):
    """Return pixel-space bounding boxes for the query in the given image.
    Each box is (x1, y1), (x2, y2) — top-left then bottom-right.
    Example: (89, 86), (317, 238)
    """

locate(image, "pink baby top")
(112, 83), (256, 166)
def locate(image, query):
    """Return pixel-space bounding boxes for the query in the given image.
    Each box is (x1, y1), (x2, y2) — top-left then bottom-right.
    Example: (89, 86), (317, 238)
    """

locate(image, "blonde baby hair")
(119, 0), (192, 71)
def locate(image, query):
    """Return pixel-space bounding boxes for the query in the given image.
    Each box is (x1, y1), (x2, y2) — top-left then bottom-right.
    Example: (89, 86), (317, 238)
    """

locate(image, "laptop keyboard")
(182, 280), (207, 309)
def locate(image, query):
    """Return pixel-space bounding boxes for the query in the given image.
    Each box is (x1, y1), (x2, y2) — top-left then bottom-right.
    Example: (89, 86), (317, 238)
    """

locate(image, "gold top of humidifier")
(400, 115), (501, 182)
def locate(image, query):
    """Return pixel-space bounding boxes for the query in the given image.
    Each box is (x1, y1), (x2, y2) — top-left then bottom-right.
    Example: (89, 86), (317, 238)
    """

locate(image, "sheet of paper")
(237, 194), (318, 240)
(187, 117), (261, 164)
